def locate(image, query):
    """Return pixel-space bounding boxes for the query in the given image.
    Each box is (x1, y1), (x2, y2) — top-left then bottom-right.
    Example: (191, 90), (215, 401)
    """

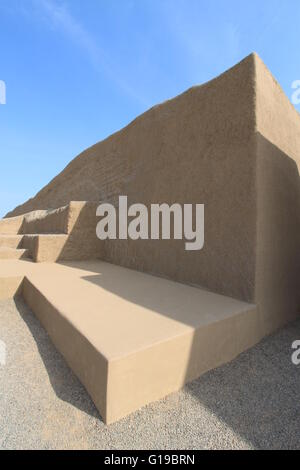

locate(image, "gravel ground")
(0, 297), (299, 450)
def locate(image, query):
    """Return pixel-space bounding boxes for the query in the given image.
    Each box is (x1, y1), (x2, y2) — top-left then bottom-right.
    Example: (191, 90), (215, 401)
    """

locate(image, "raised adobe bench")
(0, 258), (263, 424)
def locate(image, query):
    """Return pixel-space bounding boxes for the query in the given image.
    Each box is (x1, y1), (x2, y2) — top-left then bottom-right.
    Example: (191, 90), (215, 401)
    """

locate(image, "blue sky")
(0, 0), (299, 217)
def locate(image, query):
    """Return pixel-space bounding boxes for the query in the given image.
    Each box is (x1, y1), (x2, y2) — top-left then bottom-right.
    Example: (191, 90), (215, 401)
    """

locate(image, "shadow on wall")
(185, 134), (300, 449)
(59, 259), (300, 448)
(58, 202), (103, 261)
(58, 134), (300, 446)
(52, 136), (299, 314)
(61, 134), (300, 330)
(19, 202), (103, 263)
(14, 297), (101, 421)
(9, 133), (300, 446)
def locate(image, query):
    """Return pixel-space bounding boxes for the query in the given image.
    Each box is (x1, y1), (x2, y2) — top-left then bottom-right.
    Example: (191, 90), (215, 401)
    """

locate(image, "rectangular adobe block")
(16, 260), (258, 424)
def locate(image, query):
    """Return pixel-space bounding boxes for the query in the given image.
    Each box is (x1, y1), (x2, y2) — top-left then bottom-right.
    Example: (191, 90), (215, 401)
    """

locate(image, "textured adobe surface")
(7, 54), (259, 302)
(1, 53), (299, 423)
(1, 297), (300, 450)
(0, 259), (257, 424)
(5, 54), (300, 322)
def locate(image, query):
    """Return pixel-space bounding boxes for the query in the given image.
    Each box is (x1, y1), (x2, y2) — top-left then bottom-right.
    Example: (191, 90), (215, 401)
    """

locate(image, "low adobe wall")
(20, 202), (102, 262)
(20, 206), (69, 234)
(0, 215), (24, 234)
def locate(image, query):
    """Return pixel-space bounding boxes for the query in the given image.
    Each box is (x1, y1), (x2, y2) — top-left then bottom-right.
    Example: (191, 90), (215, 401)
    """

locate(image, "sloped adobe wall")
(4, 54), (300, 321)
(99, 55), (258, 302)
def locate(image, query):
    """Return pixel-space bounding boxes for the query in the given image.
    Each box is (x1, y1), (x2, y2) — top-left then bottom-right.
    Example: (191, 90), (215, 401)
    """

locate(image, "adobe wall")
(100, 54), (258, 302)
(58, 202), (102, 261)
(21, 202), (102, 262)
(255, 54), (300, 169)
(4, 55), (259, 301)
(254, 55), (300, 332)
(4, 54), (300, 317)
(0, 215), (24, 234)
(255, 134), (300, 334)
(20, 206), (69, 234)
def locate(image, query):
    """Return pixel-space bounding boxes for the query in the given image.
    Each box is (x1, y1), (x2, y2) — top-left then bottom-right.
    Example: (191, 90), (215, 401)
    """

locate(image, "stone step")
(0, 235), (24, 249)
(0, 202), (101, 263)
(19, 201), (99, 236)
(22, 233), (100, 262)
(22, 234), (68, 262)
(0, 259), (259, 424)
(0, 248), (30, 260)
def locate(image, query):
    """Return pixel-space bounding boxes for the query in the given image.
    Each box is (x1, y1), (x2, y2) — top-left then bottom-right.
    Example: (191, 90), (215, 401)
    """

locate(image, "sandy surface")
(0, 297), (300, 450)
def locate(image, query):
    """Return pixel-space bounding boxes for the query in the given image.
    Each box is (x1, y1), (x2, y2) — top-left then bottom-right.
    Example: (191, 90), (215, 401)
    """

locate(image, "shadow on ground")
(185, 319), (300, 450)
(14, 294), (300, 449)
(59, 261), (300, 449)
(14, 297), (101, 421)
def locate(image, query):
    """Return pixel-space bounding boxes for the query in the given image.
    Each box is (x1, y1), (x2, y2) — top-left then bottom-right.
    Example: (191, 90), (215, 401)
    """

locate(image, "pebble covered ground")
(0, 298), (300, 450)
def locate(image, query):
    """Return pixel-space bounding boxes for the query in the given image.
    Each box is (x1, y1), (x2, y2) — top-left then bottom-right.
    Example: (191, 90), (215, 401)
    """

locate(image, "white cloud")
(33, 0), (150, 107)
